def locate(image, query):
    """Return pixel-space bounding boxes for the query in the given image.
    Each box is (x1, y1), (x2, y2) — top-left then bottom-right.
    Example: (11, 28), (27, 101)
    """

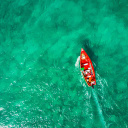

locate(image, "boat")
(80, 48), (96, 88)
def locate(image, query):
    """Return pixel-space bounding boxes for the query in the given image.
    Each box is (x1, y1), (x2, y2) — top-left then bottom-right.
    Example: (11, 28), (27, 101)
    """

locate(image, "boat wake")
(92, 72), (108, 128)
(92, 89), (106, 128)
(75, 56), (107, 127)
(75, 56), (80, 69)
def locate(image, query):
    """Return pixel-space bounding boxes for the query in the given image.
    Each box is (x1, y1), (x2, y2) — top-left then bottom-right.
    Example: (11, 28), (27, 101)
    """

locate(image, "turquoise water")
(0, 0), (128, 127)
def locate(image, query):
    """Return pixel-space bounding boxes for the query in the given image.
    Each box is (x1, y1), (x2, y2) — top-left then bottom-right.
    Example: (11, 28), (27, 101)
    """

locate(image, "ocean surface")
(0, 0), (128, 127)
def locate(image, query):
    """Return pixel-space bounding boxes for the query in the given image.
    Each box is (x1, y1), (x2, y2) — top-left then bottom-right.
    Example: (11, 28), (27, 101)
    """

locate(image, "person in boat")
(82, 54), (86, 59)
(81, 54), (88, 66)
(91, 81), (95, 85)
(83, 69), (91, 81)
(85, 70), (91, 77)
(90, 76), (95, 88)
(83, 70), (89, 75)
(91, 81), (95, 89)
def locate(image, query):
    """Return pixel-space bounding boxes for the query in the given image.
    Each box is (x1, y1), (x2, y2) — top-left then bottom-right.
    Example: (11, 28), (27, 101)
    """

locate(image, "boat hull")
(80, 48), (96, 87)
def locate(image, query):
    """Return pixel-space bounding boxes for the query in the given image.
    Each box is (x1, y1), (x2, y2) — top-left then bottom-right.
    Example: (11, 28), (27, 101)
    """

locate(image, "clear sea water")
(0, 0), (128, 127)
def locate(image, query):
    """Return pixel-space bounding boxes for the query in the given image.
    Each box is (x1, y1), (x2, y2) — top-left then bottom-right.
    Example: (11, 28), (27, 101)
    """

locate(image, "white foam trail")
(92, 89), (106, 128)
(75, 55), (106, 127)
(75, 56), (80, 68)
(75, 56), (107, 127)
(75, 56), (84, 83)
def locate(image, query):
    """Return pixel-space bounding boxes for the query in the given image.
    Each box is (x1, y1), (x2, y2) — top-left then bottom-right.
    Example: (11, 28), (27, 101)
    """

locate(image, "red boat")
(80, 48), (96, 88)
